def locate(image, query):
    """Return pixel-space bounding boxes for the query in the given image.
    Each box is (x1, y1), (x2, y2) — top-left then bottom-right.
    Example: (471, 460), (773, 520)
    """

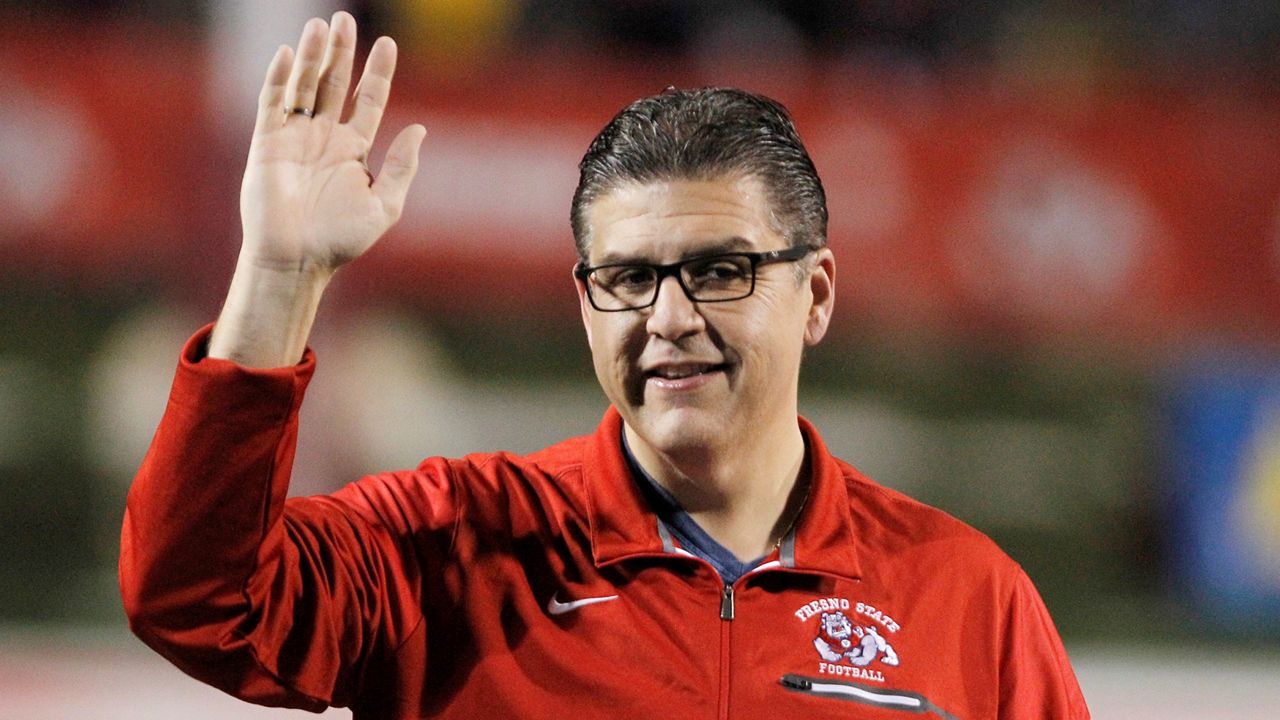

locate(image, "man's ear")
(574, 267), (594, 347)
(804, 248), (835, 346)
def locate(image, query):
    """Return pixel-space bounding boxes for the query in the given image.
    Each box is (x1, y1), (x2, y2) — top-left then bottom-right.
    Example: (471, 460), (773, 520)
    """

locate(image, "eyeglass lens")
(590, 254), (755, 309)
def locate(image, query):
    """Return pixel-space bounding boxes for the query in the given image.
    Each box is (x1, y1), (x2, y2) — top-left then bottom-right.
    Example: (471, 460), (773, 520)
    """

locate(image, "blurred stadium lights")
(0, 81), (103, 235)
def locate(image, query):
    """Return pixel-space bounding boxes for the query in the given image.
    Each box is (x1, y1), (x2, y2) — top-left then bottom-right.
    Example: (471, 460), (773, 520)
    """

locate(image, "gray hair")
(571, 87), (828, 260)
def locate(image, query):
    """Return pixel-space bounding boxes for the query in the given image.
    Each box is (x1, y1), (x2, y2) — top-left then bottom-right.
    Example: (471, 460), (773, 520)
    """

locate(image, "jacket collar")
(580, 406), (862, 581)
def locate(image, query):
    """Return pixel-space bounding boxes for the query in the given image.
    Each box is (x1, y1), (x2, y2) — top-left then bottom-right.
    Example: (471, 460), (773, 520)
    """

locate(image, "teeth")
(654, 365), (711, 379)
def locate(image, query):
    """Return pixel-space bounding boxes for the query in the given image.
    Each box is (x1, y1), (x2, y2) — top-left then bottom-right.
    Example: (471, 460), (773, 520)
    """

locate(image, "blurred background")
(2, 0), (1280, 717)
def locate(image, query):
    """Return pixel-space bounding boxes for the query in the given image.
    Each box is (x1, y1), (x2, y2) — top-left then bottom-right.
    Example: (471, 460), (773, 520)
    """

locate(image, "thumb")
(373, 123), (427, 224)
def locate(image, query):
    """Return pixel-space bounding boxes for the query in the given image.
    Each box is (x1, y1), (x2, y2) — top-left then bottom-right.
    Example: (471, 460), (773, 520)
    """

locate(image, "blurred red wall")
(3, 18), (1278, 347)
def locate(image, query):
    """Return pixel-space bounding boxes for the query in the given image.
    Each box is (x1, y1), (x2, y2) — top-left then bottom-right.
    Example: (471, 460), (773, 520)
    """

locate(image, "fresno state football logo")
(814, 611), (899, 667)
(795, 598), (902, 683)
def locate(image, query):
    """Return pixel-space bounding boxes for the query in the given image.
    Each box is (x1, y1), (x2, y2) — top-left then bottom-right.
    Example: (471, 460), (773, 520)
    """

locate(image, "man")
(120, 11), (1089, 720)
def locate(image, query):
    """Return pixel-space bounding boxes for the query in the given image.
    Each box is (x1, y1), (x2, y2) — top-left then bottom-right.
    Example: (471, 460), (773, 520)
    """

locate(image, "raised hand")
(240, 12), (426, 273)
(209, 12), (425, 367)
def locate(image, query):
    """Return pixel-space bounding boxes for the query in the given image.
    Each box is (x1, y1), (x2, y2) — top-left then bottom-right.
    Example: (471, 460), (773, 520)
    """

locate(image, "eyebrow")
(594, 236), (755, 265)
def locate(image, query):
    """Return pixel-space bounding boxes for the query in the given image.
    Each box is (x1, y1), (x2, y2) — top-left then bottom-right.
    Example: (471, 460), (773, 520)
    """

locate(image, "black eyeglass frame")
(574, 244), (817, 312)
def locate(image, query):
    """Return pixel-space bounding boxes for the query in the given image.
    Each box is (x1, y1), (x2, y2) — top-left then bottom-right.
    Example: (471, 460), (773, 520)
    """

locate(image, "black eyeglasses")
(574, 245), (816, 312)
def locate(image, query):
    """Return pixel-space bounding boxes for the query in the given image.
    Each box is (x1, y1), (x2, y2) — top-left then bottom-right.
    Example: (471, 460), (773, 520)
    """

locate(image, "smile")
(644, 363), (730, 391)
(648, 363), (722, 379)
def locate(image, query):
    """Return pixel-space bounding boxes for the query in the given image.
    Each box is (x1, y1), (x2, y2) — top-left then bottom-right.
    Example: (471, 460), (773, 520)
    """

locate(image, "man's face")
(576, 174), (835, 462)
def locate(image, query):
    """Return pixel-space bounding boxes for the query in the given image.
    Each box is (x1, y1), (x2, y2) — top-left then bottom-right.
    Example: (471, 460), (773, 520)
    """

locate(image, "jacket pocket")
(779, 674), (961, 720)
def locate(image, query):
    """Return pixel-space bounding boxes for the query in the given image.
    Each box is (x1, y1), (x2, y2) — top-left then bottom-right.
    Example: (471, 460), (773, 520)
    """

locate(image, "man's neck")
(623, 418), (808, 561)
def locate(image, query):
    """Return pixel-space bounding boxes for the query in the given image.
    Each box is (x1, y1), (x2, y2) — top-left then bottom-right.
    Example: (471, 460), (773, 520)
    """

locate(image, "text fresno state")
(793, 597), (901, 633)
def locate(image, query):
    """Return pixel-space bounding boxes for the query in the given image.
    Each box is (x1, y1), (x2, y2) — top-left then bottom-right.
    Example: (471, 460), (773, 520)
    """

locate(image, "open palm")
(240, 13), (424, 274)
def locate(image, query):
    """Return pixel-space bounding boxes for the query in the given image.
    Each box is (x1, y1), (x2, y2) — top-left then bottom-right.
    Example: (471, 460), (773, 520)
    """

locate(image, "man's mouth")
(650, 361), (721, 379)
(644, 363), (731, 385)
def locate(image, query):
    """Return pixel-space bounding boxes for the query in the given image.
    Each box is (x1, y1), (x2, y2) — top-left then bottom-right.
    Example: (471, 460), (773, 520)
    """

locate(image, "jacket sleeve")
(998, 567), (1091, 719)
(118, 326), (454, 711)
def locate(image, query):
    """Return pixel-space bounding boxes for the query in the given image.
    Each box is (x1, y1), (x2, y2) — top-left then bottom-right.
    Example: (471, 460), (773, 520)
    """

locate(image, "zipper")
(719, 584), (735, 620)
(779, 674), (960, 720)
(717, 583), (734, 720)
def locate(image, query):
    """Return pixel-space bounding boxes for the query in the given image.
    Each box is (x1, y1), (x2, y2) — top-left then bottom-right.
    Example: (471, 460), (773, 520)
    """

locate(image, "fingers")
(284, 17), (328, 117)
(254, 44), (294, 135)
(315, 11), (357, 119)
(373, 124), (427, 222)
(348, 36), (398, 143)
(267, 17), (403, 139)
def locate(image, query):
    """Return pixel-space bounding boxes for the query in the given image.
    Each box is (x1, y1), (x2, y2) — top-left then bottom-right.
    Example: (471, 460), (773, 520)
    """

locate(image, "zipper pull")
(780, 675), (812, 691)
(720, 584), (735, 620)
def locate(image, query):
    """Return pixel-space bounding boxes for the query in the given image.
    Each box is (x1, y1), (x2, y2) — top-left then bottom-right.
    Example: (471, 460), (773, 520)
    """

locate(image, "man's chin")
(630, 407), (727, 457)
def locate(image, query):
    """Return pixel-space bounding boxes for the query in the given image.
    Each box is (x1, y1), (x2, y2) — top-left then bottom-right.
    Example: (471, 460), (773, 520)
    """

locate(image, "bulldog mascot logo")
(813, 610), (900, 668)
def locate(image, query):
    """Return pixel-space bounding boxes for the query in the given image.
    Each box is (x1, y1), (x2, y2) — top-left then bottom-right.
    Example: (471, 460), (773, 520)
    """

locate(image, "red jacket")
(120, 328), (1089, 719)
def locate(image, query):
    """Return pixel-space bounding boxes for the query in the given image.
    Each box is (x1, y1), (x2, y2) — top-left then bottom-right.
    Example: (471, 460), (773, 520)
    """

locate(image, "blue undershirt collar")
(621, 429), (767, 584)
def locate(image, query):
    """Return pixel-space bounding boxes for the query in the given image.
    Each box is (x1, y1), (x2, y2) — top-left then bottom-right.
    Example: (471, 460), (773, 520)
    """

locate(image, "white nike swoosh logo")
(546, 592), (619, 616)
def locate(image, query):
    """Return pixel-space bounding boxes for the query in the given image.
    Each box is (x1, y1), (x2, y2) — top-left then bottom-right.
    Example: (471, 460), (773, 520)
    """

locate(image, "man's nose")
(646, 275), (705, 339)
